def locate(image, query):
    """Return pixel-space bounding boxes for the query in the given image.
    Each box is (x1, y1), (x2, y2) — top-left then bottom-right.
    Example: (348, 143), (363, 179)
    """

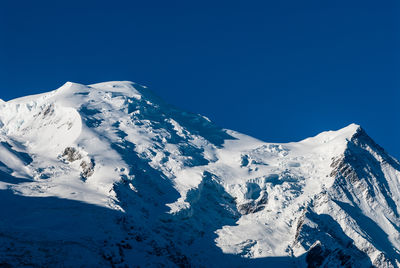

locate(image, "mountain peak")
(88, 80), (137, 88)
(340, 122), (361, 134)
(296, 123), (362, 157)
(313, 123), (361, 141)
(54, 81), (142, 98)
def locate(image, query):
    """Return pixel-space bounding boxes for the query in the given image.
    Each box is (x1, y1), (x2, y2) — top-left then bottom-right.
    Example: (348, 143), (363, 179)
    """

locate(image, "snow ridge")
(0, 81), (398, 267)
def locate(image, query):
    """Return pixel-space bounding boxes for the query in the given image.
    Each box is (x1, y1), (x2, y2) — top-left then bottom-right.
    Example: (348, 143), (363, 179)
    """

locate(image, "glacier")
(0, 81), (399, 267)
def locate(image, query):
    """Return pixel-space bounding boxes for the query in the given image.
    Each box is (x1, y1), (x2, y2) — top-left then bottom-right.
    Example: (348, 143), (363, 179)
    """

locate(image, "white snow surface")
(0, 81), (399, 267)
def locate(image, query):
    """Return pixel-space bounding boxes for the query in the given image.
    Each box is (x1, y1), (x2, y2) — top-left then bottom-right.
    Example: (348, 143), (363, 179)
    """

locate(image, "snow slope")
(0, 81), (399, 267)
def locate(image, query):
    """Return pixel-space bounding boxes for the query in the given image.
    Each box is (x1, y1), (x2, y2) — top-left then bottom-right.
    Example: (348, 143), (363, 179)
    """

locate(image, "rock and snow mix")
(0, 81), (399, 267)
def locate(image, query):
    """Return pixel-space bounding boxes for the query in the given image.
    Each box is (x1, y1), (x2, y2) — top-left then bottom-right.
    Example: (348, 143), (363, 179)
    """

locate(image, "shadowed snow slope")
(0, 81), (399, 267)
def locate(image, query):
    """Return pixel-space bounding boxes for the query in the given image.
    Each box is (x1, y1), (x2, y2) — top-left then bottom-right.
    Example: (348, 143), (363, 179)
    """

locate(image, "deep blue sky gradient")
(1, 0), (399, 157)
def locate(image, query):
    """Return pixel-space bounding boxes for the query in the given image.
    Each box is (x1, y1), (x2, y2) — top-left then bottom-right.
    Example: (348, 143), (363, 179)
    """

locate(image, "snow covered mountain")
(0, 81), (399, 267)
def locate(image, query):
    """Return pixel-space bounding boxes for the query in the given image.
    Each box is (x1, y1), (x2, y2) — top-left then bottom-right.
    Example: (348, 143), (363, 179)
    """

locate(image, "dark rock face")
(62, 147), (95, 181)
(62, 147), (82, 162)
(238, 191), (268, 215)
(306, 244), (330, 268)
(80, 159), (95, 181)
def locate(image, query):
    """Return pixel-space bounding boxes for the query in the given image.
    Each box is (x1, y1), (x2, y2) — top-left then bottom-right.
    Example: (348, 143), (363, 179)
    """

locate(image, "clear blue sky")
(1, 0), (399, 157)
